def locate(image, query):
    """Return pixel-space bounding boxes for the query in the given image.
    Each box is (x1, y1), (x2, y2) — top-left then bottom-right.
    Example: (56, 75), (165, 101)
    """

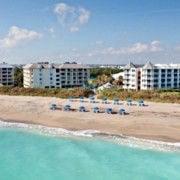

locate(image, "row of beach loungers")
(50, 104), (127, 115)
(69, 96), (145, 107)
(49, 97), (146, 115)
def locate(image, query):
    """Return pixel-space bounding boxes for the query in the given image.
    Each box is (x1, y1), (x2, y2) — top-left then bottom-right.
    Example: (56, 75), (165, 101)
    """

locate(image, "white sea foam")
(0, 120), (99, 137)
(103, 135), (180, 152)
(0, 120), (180, 152)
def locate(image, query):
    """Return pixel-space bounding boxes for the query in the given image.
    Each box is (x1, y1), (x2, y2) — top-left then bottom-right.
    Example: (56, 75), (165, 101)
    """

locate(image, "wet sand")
(0, 95), (180, 142)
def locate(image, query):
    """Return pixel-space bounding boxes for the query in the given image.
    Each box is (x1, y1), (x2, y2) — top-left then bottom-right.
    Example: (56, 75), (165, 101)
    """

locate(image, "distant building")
(0, 63), (14, 86)
(23, 62), (90, 88)
(123, 62), (180, 90)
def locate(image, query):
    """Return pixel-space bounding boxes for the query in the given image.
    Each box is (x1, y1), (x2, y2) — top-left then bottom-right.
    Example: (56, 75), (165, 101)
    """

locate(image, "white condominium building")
(0, 63), (14, 86)
(123, 62), (180, 90)
(23, 62), (90, 88)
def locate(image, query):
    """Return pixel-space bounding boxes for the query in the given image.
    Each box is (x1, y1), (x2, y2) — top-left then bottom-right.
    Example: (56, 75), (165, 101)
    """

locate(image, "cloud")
(48, 27), (54, 33)
(70, 26), (79, 32)
(47, 27), (56, 38)
(95, 40), (103, 45)
(54, 3), (90, 32)
(175, 45), (180, 51)
(78, 7), (90, 24)
(0, 26), (42, 48)
(101, 41), (163, 55)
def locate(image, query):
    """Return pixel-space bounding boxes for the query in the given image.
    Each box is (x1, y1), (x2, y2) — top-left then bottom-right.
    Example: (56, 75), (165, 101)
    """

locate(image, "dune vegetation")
(97, 88), (180, 103)
(0, 86), (179, 103)
(0, 87), (94, 98)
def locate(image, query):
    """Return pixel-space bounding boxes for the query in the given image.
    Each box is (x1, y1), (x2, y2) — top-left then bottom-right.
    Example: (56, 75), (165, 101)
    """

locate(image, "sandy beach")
(0, 95), (180, 142)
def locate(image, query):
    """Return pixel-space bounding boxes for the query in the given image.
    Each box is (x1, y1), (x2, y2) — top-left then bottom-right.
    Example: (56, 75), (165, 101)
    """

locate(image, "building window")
(167, 69), (171, 73)
(167, 74), (171, 77)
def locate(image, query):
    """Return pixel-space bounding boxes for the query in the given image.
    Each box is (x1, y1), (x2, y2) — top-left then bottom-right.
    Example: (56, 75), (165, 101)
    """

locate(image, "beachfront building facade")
(0, 63), (14, 86)
(123, 62), (180, 90)
(23, 62), (90, 88)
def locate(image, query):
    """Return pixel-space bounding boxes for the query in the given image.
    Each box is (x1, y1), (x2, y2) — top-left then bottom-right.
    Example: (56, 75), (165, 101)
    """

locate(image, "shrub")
(97, 88), (180, 103)
(0, 87), (94, 98)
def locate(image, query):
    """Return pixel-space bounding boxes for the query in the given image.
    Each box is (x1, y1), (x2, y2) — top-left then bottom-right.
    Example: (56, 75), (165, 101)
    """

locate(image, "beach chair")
(138, 99), (145, 107)
(102, 97), (108, 104)
(63, 105), (71, 111)
(68, 96), (73, 102)
(106, 108), (113, 114)
(119, 109), (126, 115)
(113, 98), (119, 105)
(93, 107), (100, 113)
(49, 103), (57, 110)
(89, 96), (95, 103)
(127, 98), (132, 106)
(79, 96), (84, 103)
(79, 106), (86, 112)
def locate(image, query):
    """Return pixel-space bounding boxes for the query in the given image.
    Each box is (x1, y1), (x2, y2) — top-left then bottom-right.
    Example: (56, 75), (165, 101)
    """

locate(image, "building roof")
(59, 63), (90, 69)
(142, 61), (155, 69)
(124, 62), (137, 69)
(23, 63), (90, 69)
(0, 63), (14, 68)
(154, 64), (180, 69)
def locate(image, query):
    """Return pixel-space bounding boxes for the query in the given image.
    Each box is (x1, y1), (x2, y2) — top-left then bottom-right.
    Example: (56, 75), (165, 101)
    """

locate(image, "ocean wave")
(0, 120), (99, 137)
(0, 120), (180, 152)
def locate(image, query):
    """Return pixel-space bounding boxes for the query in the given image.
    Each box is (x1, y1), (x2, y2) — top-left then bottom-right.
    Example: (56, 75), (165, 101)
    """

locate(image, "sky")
(0, 0), (180, 64)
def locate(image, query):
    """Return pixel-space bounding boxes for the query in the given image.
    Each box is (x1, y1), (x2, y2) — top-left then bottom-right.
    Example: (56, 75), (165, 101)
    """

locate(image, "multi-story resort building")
(23, 62), (90, 88)
(123, 62), (180, 90)
(0, 62), (14, 86)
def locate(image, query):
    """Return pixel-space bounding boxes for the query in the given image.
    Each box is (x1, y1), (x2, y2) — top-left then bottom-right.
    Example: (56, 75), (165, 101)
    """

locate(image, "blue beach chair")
(102, 97), (108, 104)
(119, 109), (126, 115)
(138, 99), (145, 107)
(127, 98), (132, 106)
(89, 96), (95, 103)
(68, 96), (73, 102)
(93, 107), (100, 113)
(63, 105), (71, 111)
(79, 106), (86, 112)
(49, 103), (57, 110)
(113, 98), (120, 105)
(106, 108), (113, 114)
(79, 96), (84, 103)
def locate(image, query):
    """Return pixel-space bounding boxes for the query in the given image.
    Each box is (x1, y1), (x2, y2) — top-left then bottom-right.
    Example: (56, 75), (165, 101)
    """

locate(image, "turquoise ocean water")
(0, 128), (180, 180)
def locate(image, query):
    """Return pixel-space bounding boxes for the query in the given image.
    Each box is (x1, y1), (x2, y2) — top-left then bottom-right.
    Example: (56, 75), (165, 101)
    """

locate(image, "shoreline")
(0, 95), (180, 143)
(1, 120), (180, 152)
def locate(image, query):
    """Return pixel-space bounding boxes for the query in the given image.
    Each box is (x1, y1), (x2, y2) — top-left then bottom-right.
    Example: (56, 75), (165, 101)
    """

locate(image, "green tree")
(14, 67), (23, 87)
(90, 67), (123, 78)
(92, 74), (114, 87)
